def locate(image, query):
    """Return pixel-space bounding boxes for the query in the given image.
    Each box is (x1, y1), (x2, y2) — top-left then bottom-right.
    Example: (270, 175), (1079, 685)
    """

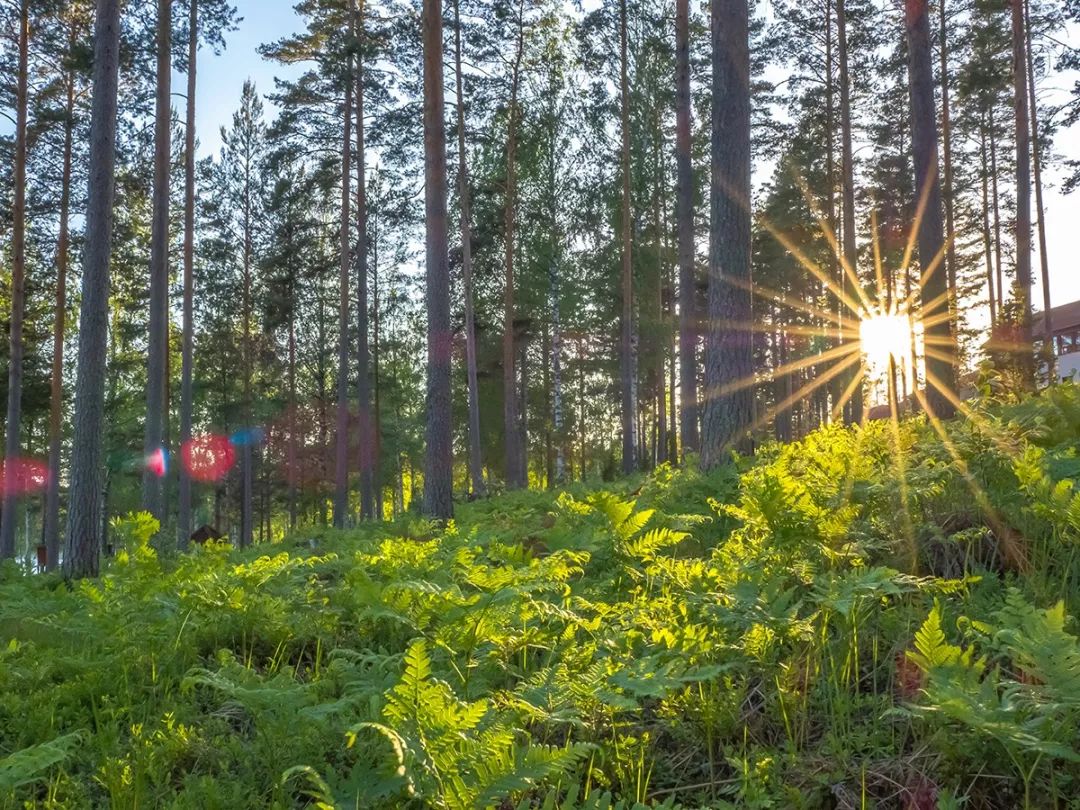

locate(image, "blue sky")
(182, 0), (304, 158)
(192, 1), (1080, 311)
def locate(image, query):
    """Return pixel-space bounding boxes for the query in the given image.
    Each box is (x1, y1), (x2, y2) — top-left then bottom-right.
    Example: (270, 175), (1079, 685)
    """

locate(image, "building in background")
(1036, 300), (1080, 382)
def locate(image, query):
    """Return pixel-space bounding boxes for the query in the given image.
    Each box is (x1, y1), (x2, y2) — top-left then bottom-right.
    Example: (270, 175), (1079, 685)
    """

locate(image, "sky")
(192, 0), (1080, 312)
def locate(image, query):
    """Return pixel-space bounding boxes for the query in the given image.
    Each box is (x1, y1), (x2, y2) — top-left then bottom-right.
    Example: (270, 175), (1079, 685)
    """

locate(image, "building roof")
(1035, 299), (1080, 337)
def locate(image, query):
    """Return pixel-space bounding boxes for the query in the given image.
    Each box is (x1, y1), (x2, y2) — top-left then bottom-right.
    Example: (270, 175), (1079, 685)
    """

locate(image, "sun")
(859, 309), (912, 377)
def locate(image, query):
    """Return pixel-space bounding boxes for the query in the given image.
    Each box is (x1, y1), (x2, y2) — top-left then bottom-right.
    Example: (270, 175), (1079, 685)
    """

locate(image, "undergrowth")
(4, 385), (1080, 808)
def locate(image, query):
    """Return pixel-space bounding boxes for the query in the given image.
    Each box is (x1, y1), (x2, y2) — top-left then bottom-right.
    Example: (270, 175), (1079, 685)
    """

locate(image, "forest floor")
(4, 385), (1080, 808)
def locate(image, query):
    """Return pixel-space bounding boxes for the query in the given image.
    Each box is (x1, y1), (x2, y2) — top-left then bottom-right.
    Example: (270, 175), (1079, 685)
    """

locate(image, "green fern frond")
(0, 731), (84, 792)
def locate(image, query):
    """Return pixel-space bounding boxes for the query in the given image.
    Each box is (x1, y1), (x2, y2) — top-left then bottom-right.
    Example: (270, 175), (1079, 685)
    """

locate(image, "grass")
(3, 384), (1080, 808)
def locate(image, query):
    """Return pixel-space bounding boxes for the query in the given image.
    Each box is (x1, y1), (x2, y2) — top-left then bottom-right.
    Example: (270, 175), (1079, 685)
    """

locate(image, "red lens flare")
(0, 457), (49, 497)
(146, 447), (169, 478)
(181, 435), (236, 482)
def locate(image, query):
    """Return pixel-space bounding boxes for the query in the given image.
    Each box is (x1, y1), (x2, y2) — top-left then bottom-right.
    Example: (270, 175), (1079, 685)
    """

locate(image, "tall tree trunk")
(653, 124), (667, 466)
(619, 0), (636, 475)
(823, 0), (837, 427)
(547, 93), (565, 485)
(1, 0), (29, 561)
(906, 0), (956, 416)
(333, 54), (354, 528)
(355, 3), (376, 520)
(502, 1), (527, 490)
(142, 0), (171, 524)
(577, 337), (587, 479)
(288, 311), (297, 528)
(372, 188), (383, 516)
(240, 123), (255, 549)
(989, 122), (1004, 316)
(675, 0), (698, 458)
(64, 0), (122, 579)
(1025, 0), (1052, 372)
(454, 0), (486, 497)
(980, 121), (998, 327)
(422, 0), (454, 518)
(178, 0), (198, 550)
(836, 0), (862, 423)
(519, 337), (529, 479)
(938, 0), (959, 321)
(701, 0), (753, 469)
(44, 26), (75, 570)
(1010, 0), (1034, 384)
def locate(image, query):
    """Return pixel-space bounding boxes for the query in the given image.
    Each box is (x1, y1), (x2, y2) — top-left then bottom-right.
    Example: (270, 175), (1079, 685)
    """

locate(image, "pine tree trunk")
(989, 122), (1004, 316)
(547, 96), (565, 484)
(836, 0), (862, 423)
(675, 0), (698, 458)
(422, 0), (454, 518)
(1025, 0), (1052, 372)
(577, 338), (587, 479)
(372, 197), (382, 516)
(453, 0), (486, 498)
(355, 3), (376, 520)
(142, 0), (171, 524)
(334, 55), (354, 528)
(1010, 0), (1034, 384)
(653, 125), (667, 466)
(288, 312), (297, 528)
(980, 121), (998, 327)
(240, 121), (255, 549)
(619, 0), (636, 475)
(178, 0), (198, 550)
(503, 0), (526, 490)
(938, 0), (959, 318)
(701, 0), (753, 469)
(64, 0), (122, 579)
(906, 0), (956, 416)
(44, 27), (75, 570)
(824, 0), (837, 428)
(1, 0), (29, 561)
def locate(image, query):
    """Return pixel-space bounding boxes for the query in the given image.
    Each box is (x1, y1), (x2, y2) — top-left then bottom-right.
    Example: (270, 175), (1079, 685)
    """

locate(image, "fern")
(0, 731), (83, 791)
(907, 600), (980, 675)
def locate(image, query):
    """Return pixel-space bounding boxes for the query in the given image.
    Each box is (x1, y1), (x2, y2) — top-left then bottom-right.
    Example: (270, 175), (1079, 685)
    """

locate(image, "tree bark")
(701, 0), (753, 469)
(906, 0), (956, 415)
(547, 86), (565, 485)
(422, 0), (454, 518)
(178, 0), (198, 550)
(836, 0), (862, 423)
(142, 0), (171, 524)
(334, 53), (354, 528)
(980, 121), (998, 328)
(355, 1), (376, 520)
(1025, 0), (1052, 374)
(64, 0), (122, 579)
(240, 96), (255, 549)
(938, 0), (959, 319)
(675, 0), (698, 458)
(503, 0), (527, 490)
(1010, 0), (1034, 385)
(989, 123), (1004, 316)
(453, 0), (486, 498)
(44, 18), (76, 569)
(288, 309), (297, 528)
(1, 0), (29, 561)
(619, 0), (636, 475)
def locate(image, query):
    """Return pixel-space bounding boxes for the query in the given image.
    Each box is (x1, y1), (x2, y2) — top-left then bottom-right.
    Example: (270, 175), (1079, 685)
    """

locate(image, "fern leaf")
(0, 731), (83, 791)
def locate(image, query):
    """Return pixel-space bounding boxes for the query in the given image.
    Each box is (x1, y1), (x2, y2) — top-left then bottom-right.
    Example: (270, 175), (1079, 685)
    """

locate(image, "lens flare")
(859, 310), (912, 376)
(146, 447), (169, 478)
(181, 435), (236, 482)
(0, 457), (49, 497)
(230, 427), (265, 447)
